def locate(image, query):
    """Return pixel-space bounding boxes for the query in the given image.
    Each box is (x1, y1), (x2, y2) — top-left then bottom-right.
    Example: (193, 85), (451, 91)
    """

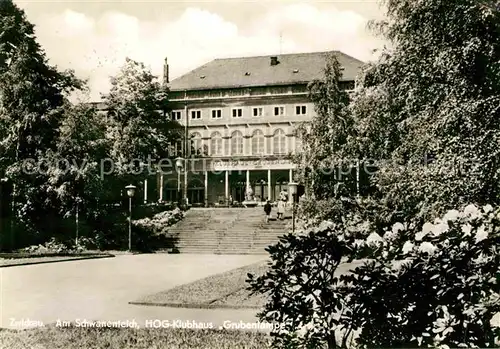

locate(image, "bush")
(131, 208), (184, 252)
(249, 204), (500, 348)
(345, 204), (500, 348)
(248, 222), (346, 349)
(74, 236), (98, 252)
(298, 195), (402, 240)
(22, 237), (70, 254)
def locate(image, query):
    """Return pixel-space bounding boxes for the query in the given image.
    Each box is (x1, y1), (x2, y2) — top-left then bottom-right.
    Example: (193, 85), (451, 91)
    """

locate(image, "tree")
(102, 58), (182, 171)
(0, 0), (83, 248)
(100, 58), (183, 208)
(41, 103), (109, 230)
(294, 54), (357, 202)
(351, 0), (500, 224)
(0, 0), (83, 167)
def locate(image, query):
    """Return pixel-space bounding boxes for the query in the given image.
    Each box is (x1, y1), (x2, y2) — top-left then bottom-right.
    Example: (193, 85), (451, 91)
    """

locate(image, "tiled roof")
(168, 50), (364, 91)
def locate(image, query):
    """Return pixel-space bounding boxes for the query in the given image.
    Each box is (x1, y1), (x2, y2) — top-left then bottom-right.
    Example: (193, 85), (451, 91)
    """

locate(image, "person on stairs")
(264, 200), (272, 223)
(277, 199), (286, 220)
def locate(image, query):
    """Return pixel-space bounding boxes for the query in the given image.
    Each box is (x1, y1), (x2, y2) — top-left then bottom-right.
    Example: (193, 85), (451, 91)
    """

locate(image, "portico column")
(225, 170), (229, 205)
(267, 169), (272, 201)
(288, 169), (293, 203)
(246, 170), (250, 192)
(144, 179), (148, 203)
(183, 161), (188, 204)
(204, 170), (208, 207)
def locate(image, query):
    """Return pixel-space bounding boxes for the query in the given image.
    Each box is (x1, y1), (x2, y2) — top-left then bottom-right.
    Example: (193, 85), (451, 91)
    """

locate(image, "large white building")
(157, 50), (363, 206)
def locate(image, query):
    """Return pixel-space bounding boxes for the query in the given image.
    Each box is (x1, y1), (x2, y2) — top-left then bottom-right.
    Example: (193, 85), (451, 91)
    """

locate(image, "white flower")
(483, 204), (494, 213)
(353, 239), (365, 248)
(418, 241), (437, 255)
(490, 312), (500, 328)
(432, 222), (449, 237)
(415, 231), (427, 241)
(392, 222), (405, 234)
(383, 230), (397, 241)
(366, 232), (384, 246)
(461, 223), (472, 236)
(443, 209), (460, 222)
(402, 241), (415, 254)
(422, 222), (434, 235)
(463, 204), (481, 219)
(475, 225), (488, 243)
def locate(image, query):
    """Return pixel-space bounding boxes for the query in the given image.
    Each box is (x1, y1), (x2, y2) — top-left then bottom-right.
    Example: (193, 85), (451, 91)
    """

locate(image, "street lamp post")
(288, 182), (298, 233)
(175, 157), (184, 207)
(125, 184), (136, 252)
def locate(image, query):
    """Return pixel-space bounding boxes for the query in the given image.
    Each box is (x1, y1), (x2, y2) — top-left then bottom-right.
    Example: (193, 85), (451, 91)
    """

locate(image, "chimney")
(270, 56), (279, 66)
(163, 57), (169, 84)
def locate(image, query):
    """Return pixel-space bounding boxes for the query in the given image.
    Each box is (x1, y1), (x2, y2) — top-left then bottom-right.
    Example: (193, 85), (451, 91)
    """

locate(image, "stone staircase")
(165, 208), (291, 254)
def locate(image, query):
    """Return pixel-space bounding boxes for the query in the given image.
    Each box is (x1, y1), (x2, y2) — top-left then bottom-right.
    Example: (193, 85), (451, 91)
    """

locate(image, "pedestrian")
(277, 199), (285, 220)
(264, 200), (272, 223)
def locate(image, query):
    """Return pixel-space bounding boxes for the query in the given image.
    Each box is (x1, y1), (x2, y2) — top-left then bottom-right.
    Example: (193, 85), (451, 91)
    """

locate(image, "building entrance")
(229, 172), (246, 203)
(187, 179), (205, 205)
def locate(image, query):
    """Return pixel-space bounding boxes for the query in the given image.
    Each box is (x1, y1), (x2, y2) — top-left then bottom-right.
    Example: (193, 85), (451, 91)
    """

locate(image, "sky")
(15, 0), (387, 102)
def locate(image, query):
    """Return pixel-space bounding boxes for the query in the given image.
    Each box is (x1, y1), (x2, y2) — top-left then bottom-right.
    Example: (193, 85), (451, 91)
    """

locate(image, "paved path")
(1, 254), (265, 330)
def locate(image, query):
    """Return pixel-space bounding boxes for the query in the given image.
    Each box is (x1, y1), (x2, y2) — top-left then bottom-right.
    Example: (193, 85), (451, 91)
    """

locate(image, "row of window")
(168, 84), (311, 100)
(172, 129), (295, 156)
(170, 105), (308, 121)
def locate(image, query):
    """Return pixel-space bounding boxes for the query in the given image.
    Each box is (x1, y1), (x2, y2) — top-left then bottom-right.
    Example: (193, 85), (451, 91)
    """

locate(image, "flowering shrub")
(249, 204), (500, 348)
(73, 237), (98, 252)
(23, 237), (71, 254)
(346, 204), (500, 348)
(131, 208), (184, 251)
(132, 208), (184, 233)
(22, 236), (99, 254)
(248, 222), (347, 349)
(248, 218), (372, 349)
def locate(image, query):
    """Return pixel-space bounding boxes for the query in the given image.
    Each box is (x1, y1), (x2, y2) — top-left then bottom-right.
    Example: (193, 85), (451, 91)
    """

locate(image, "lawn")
(131, 260), (269, 309)
(0, 326), (270, 349)
(131, 258), (370, 310)
(0, 252), (114, 267)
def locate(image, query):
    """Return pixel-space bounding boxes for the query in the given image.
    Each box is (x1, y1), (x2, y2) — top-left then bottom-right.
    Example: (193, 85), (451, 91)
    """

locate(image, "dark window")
(253, 107), (263, 117)
(191, 110), (201, 119)
(232, 108), (243, 118)
(295, 105), (307, 115)
(211, 109), (222, 118)
(274, 106), (284, 116)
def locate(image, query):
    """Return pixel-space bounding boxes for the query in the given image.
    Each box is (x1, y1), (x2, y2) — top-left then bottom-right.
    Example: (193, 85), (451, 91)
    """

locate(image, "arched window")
(210, 131), (223, 156)
(191, 132), (202, 156)
(231, 130), (243, 155)
(251, 129), (264, 155)
(273, 128), (286, 154)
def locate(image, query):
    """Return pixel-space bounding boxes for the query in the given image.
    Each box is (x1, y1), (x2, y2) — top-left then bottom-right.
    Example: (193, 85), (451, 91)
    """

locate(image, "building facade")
(157, 51), (363, 206)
